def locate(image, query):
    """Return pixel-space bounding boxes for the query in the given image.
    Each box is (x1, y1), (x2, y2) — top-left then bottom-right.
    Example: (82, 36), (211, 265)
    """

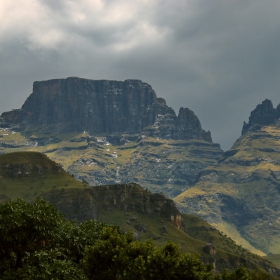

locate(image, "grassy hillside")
(265, 254), (280, 270)
(97, 209), (206, 255)
(0, 151), (86, 200)
(182, 215), (264, 256)
(101, 209), (267, 263)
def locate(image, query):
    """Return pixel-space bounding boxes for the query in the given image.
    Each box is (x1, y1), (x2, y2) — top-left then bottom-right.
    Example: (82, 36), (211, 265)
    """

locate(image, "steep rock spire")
(242, 99), (279, 135)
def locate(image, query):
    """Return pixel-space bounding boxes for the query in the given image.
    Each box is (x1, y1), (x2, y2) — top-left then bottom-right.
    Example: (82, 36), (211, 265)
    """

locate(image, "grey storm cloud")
(1, 0), (280, 150)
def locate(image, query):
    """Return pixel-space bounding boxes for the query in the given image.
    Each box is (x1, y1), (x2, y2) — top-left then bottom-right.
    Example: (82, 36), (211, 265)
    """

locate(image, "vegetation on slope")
(39, 184), (279, 274)
(265, 255), (280, 270)
(0, 151), (86, 201)
(183, 215), (264, 259)
(0, 199), (277, 280)
(0, 151), (279, 275)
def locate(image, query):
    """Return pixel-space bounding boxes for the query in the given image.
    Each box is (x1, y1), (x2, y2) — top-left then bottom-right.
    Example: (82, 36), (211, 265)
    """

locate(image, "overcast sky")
(1, 0), (280, 150)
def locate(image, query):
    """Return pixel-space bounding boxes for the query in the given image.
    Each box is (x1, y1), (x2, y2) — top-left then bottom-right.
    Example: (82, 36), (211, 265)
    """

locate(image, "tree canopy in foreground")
(0, 199), (277, 279)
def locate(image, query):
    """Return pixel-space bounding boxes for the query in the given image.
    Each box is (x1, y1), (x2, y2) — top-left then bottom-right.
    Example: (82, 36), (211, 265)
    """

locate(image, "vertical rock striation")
(1, 77), (212, 142)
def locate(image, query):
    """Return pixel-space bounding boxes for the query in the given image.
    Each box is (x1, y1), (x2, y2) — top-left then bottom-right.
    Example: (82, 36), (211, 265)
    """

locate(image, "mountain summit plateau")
(1, 77), (211, 141)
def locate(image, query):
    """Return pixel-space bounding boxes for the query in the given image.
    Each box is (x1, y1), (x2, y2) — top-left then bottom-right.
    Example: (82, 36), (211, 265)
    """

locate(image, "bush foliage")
(0, 199), (276, 279)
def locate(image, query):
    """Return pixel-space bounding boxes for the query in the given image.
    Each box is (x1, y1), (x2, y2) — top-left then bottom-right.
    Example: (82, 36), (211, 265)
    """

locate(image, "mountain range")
(1, 77), (280, 266)
(0, 77), (223, 197)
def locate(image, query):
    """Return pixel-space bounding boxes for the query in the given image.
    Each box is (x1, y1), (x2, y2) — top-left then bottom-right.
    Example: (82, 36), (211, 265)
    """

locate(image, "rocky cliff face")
(242, 99), (280, 135)
(64, 134), (223, 197)
(0, 128), (223, 198)
(0, 77), (211, 142)
(40, 183), (183, 228)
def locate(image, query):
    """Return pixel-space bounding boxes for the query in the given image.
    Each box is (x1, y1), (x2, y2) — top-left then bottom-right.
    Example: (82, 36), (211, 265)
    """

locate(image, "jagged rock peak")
(0, 77), (212, 142)
(174, 108), (212, 141)
(242, 99), (280, 135)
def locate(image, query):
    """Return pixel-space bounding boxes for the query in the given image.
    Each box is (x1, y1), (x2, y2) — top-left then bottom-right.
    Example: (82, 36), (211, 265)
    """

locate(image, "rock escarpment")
(1, 77), (211, 141)
(41, 183), (183, 228)
(66, 135), (223, 197)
